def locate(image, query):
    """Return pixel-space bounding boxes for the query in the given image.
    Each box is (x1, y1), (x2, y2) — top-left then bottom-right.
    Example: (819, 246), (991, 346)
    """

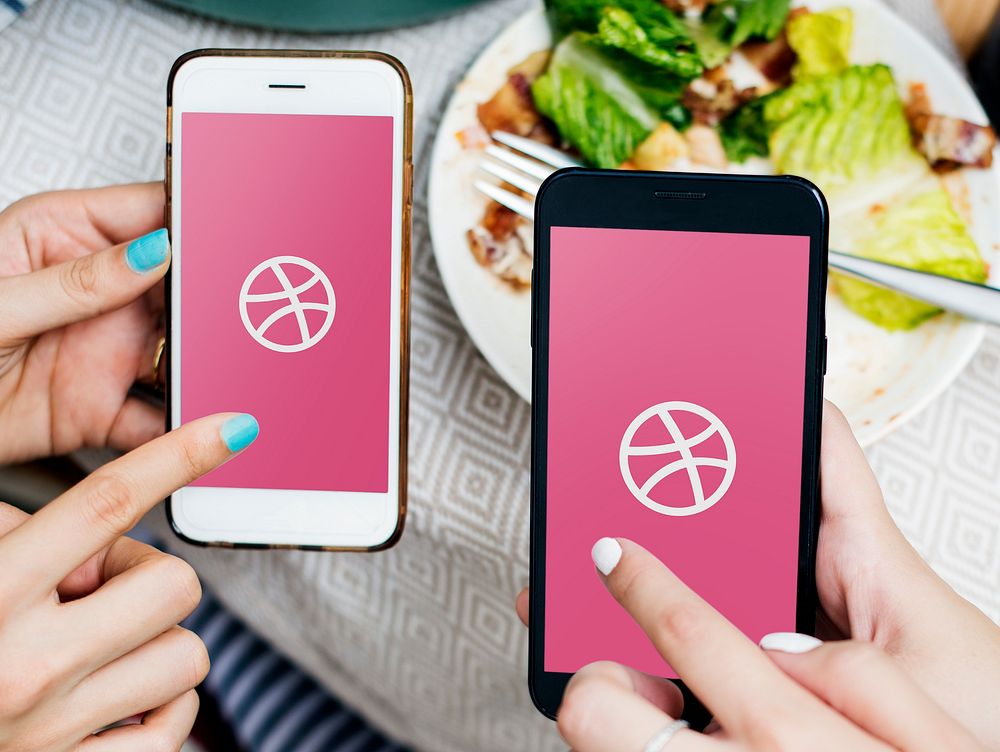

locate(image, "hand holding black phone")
(528, 170), (828, 721)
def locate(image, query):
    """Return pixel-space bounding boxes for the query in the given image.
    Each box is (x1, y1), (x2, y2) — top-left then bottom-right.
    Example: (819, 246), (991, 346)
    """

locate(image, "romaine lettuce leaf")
(695, 0), (792, 65)
(597, 46), (693, 128)
(833, 188), (988, 330)
(763, 64), (926, 195)
(719, 95), (771, 161)
(787, 8), (853, 79)
(596, 7), (703, 79)
(547, 0), (689, 44)
(682, 20), (735, 70)
(546, 0), (704, 79)
(532, 33), (661, 167)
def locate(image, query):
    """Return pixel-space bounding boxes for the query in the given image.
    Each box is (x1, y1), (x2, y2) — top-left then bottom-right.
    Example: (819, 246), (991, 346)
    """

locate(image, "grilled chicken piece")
(914, 116), (997, 169)
(476, 50), (555, 144)
(906, 83), (997, 169)
(683, 76), (758, 127)
(466, 225), (532, 287)
(740, 7), (809, 87)
(466, 201), (533, 288)
(482, 198), (521, 241)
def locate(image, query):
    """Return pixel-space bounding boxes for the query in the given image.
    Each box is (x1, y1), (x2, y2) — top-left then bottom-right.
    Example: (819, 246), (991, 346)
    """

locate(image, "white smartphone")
(165, 50), (412, 550)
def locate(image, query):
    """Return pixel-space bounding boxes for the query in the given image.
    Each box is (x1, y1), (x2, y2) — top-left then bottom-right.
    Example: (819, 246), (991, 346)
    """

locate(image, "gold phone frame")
(164, 49), (412, 552)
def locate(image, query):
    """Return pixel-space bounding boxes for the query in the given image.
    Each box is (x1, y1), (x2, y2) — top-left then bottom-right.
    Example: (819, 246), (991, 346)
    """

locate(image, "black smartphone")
(528, 169), (828, 722)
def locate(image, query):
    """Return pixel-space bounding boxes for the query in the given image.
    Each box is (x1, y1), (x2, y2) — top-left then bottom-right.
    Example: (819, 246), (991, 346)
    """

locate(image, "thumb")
(0, 228), (169, 344)
(515, 587), (529, 627)
(819, 401), (898, 528)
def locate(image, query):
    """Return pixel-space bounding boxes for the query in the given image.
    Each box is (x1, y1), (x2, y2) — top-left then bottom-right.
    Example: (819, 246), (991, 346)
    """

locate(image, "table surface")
(1, 2), (997, 751)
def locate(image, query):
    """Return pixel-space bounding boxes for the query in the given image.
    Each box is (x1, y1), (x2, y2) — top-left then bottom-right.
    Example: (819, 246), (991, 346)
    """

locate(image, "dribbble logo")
(238, 255), (336, 353)
(619, 401), (736, 517)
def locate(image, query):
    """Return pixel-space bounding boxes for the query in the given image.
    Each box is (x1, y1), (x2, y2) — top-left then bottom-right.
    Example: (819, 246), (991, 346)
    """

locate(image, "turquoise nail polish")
(126, 228), (169, 273)
(221, 414), (259, 453)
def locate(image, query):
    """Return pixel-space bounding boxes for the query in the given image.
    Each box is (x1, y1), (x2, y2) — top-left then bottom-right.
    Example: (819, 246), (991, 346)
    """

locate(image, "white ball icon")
(619, 401), (736, 517)
(238, 255), (336, 354)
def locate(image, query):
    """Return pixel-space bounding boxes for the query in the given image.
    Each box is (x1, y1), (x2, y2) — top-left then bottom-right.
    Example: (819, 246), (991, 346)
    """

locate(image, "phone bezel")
(528, 168), (828, 721)
(164, 50), (412, 551)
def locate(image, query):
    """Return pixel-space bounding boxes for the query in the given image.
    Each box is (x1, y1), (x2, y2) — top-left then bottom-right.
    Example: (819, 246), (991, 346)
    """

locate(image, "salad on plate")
(464, 0), (996, 332)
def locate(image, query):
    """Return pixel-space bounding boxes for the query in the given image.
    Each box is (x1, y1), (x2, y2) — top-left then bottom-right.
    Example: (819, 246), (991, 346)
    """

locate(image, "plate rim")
(427, 0), (994, 447)
(427, 6), (548, 405)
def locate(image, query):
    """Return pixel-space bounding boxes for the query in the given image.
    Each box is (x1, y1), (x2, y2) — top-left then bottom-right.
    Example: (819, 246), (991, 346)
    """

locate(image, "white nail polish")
(591, 538), (623, 576)
(759, 632), (823, 654)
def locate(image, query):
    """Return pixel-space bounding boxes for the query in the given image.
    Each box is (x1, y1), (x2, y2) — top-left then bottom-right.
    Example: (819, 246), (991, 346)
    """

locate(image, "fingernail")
(759, 632), (823, 654)
(221, 414), (259, 453)
(592, 537), (623, 576)
(126, 228), (169, 273)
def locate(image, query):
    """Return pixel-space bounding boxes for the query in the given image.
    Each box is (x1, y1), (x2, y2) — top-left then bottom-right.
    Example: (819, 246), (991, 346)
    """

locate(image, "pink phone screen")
(545, 226), (811, 676)
(180, 113), (394, 493)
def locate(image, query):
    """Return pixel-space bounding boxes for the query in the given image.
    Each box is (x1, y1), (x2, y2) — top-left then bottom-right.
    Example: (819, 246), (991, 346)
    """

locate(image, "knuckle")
(157, 556), (203, 616)
(557, 675), (609, 742)
(175, 628), (210, 687)
(573, 661), (633, 693)
(813, 642), (885, 711)
(5, 195), (30, 216)
(26, 726), (61, 752)
(5, 194), (43, 228)
(176, 429), (216, 482)
(742, 708), (803, 752)
(0, 657), (60, 717)
(577, 660), (624, 683)
(652, 600), (702, 644)
(823, 640), (880, 681)
(746, 731), (793, 752)
(147, 730), (184, 752)
(614, 558), (661, 611)
(80, 473), (140, 537)
(182, 687), (201, 715)
(0, 676), (30, 719)
(61, 253), (101, 305)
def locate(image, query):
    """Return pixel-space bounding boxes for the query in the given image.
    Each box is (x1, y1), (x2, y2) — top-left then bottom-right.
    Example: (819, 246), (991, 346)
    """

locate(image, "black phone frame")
(528, 168), (829, 723)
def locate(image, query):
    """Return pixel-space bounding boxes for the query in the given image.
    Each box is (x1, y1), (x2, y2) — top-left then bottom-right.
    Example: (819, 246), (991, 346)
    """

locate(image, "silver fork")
(476, 130), (1000, 327)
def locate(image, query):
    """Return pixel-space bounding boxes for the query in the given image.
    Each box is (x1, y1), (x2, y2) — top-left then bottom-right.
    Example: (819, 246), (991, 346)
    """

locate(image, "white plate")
(428, 0), (1000, 446)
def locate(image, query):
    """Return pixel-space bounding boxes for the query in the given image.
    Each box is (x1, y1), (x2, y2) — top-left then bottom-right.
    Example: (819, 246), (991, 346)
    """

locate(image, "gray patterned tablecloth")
(1, 2), (998, 751)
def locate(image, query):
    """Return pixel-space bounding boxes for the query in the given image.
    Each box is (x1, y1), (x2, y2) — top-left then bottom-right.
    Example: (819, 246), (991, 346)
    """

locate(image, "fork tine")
(474, 180), (534, 220)
(491, 131), (582, 170)
(485, 145), (555, 183)
(481, 159), (543, 197)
